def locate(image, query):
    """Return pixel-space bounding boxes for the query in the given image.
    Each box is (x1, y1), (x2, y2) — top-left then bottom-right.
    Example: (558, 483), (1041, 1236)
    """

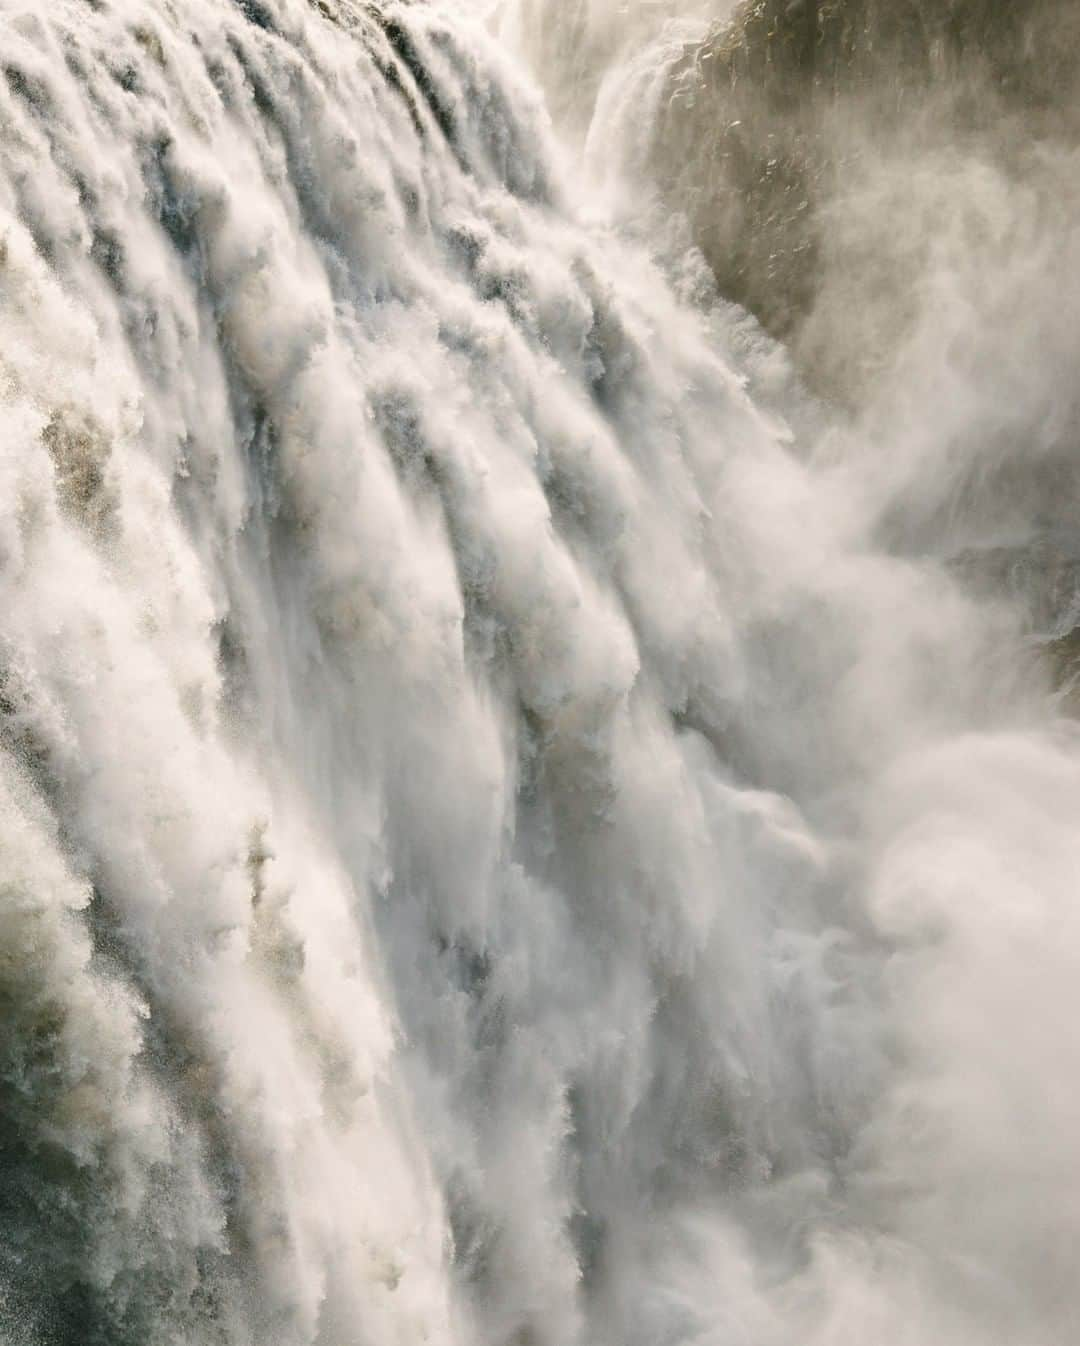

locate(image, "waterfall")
(1, 1), (1078, 1344)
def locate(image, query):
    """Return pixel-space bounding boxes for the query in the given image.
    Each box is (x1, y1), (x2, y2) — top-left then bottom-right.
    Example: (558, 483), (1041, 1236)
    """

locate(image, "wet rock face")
(42, 408), (115, 539)
(654, 0), (1080, 400)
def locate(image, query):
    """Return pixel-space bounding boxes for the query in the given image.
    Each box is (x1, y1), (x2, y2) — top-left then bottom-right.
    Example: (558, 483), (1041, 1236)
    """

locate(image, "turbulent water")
(1, 1), (1079, 1343)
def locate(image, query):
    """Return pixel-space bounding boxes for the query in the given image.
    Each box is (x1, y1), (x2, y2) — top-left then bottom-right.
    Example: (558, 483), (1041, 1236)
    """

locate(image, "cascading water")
(1, 1), (1079, 1344)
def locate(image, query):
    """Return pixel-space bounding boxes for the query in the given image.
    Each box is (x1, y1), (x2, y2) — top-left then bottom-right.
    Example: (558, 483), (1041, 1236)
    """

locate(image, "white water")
(1, 1), (1079, 1344)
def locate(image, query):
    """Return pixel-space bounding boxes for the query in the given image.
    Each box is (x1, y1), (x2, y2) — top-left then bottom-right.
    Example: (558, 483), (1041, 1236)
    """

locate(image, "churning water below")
(1, 1), (1079, 1344)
